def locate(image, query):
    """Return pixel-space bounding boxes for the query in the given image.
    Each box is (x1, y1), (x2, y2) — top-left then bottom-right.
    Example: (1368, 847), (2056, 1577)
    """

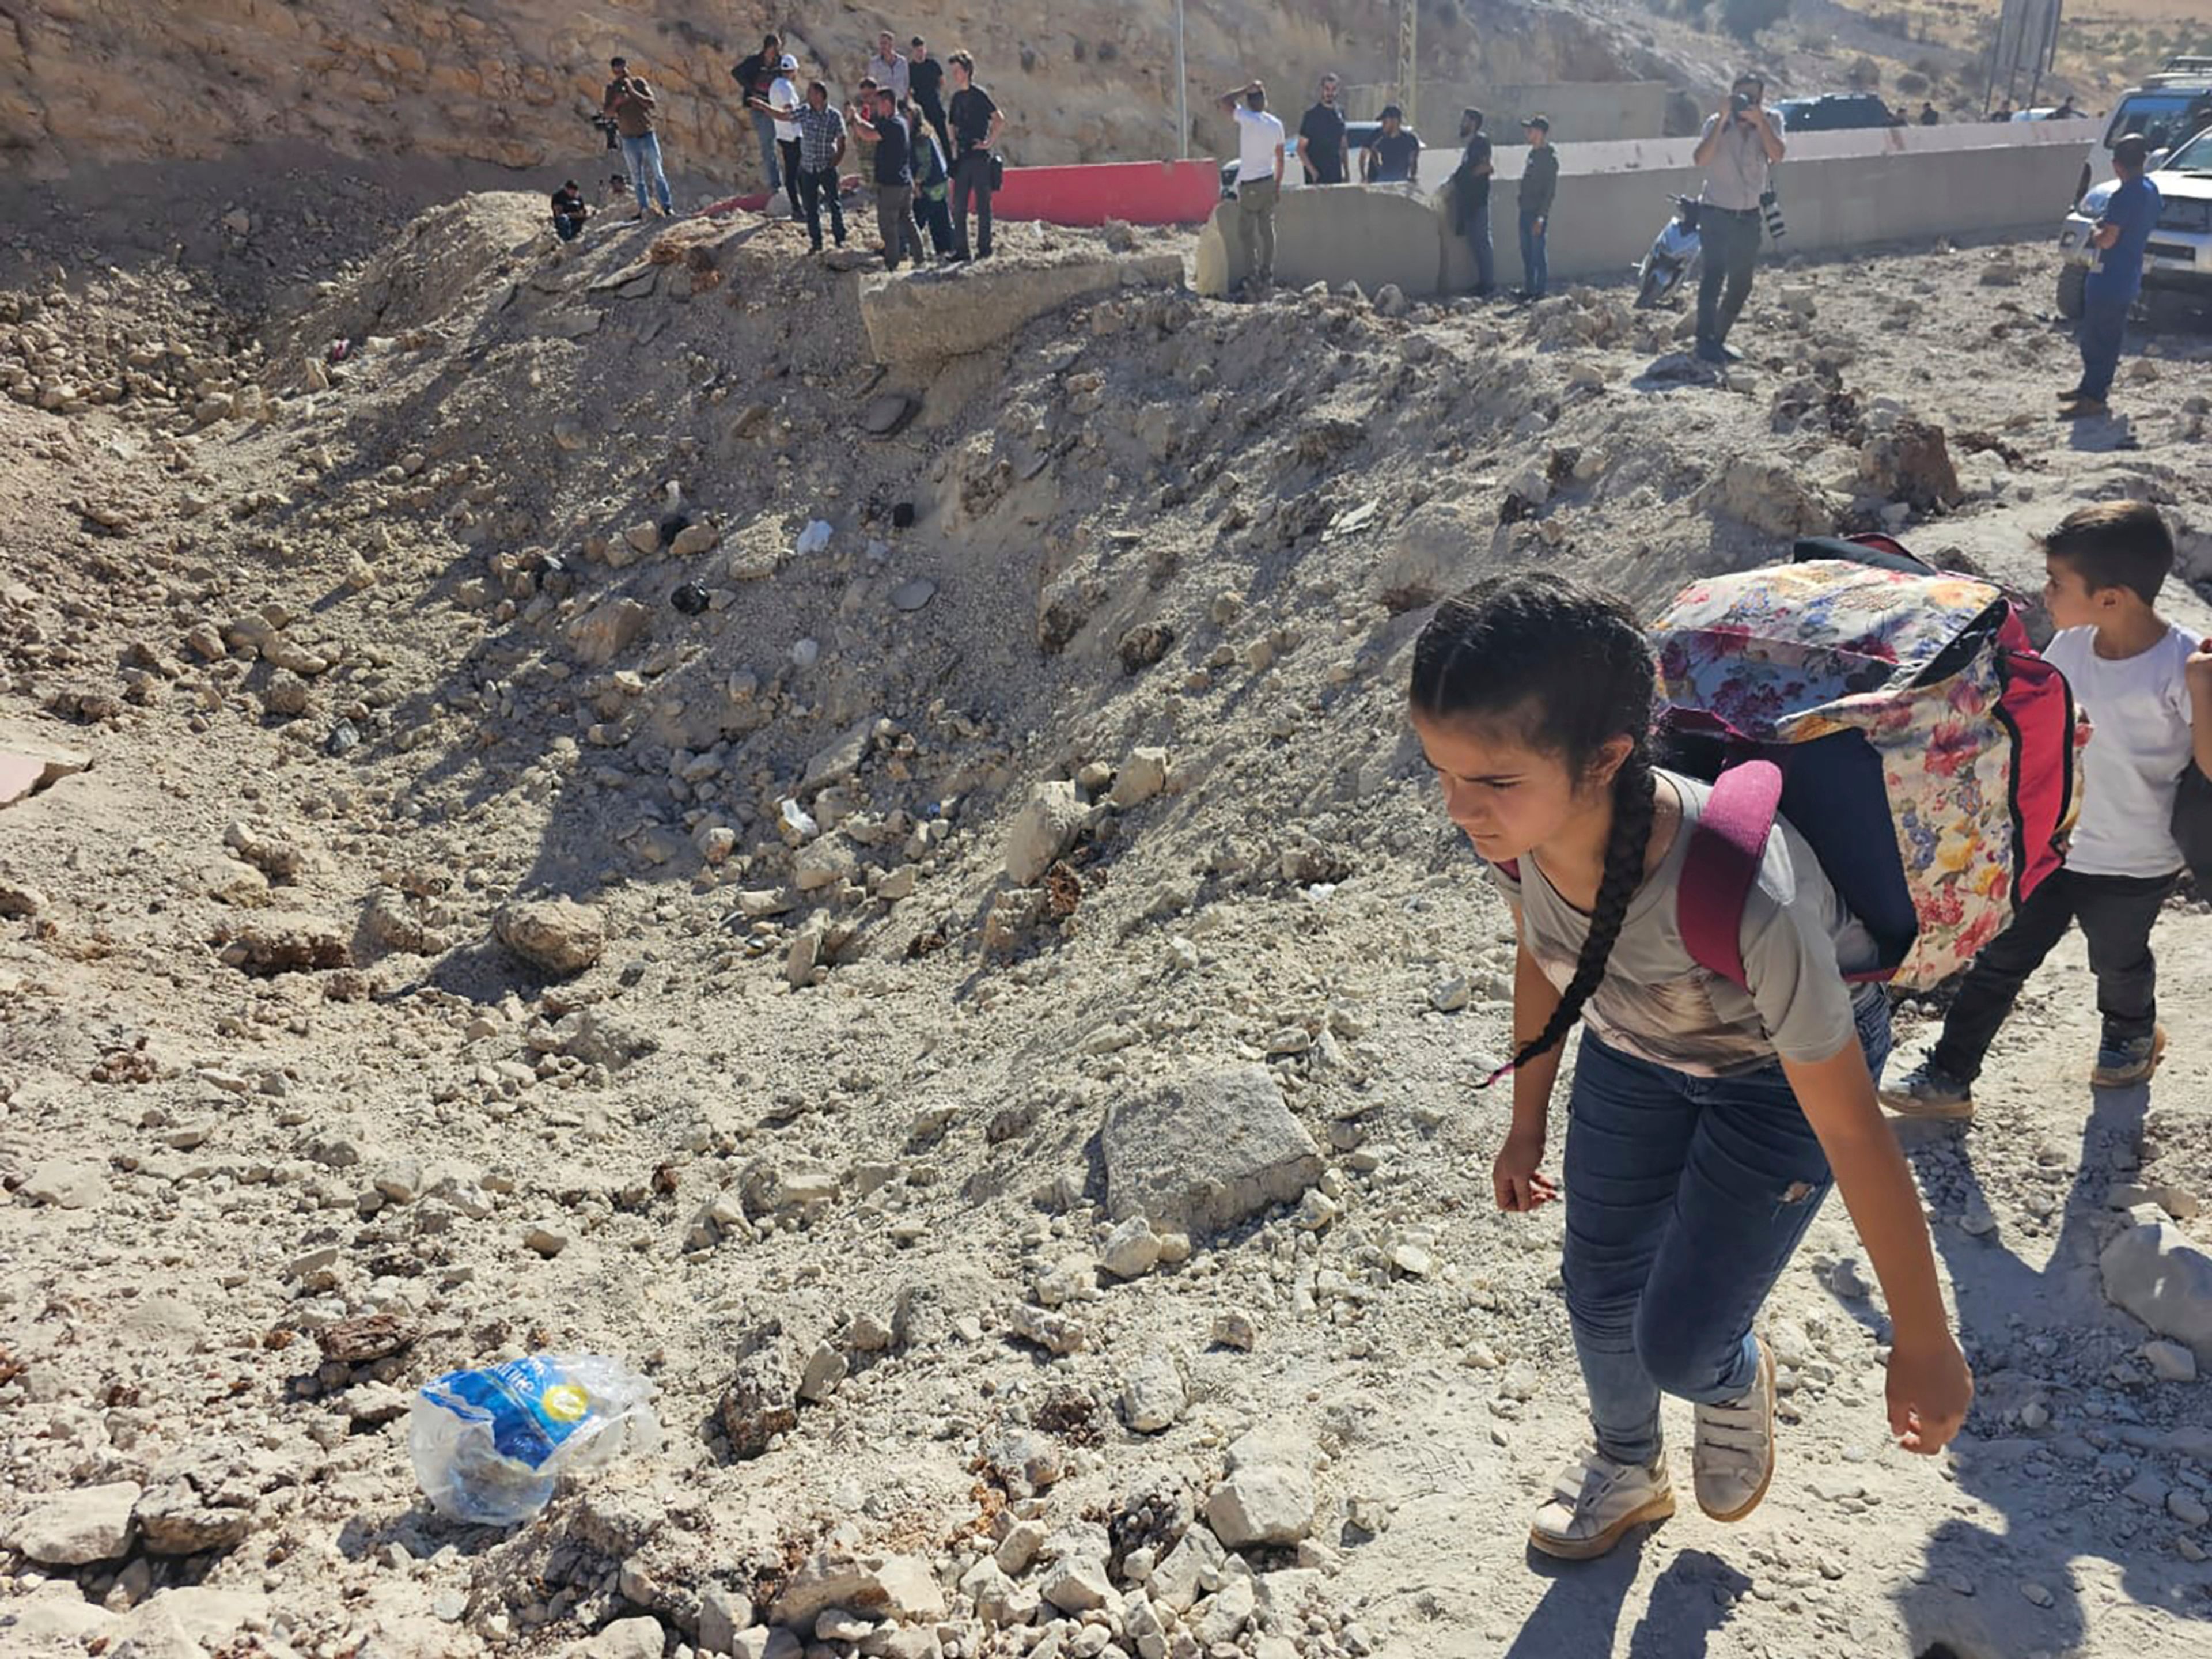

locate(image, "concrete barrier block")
(1198, 185), (1449, 299)
(858, 254), (1185, 364)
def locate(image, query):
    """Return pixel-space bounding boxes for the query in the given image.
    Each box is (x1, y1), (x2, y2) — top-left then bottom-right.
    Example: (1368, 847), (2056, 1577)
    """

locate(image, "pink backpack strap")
(1678, 761), (1783, 993)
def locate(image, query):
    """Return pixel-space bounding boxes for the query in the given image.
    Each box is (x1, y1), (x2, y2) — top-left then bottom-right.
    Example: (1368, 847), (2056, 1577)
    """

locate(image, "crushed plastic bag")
(408, 1353), (657, 1524)
(794, 519), (834, 558)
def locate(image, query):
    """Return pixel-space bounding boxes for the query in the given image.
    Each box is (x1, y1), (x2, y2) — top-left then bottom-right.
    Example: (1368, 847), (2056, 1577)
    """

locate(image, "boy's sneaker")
(2091, 1025), (2167, 1089)
(1694, 1337), (1777, 1522)
(1528, 1446), (1674, 1560)
(1880, 1062), (1975, 1120)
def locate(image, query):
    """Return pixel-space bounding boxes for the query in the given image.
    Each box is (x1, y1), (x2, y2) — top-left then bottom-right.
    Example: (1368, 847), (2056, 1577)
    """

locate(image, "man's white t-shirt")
(771, 76), (800, 142)
(2044, 623), (2199, 877)
(1234, 106), (1286, 187)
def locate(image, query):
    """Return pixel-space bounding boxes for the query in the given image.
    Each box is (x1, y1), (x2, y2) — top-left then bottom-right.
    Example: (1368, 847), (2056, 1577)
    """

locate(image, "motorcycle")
(1634, 196), (1703, 309)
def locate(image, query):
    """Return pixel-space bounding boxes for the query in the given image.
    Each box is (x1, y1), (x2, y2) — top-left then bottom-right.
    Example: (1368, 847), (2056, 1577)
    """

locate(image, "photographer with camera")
(1690, 73), (1786, 366)
(603, 56), (675, 219)
(550, 180), (592, 241)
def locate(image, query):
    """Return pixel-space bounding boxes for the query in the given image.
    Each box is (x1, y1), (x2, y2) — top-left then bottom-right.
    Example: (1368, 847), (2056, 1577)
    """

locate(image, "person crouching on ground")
(603, 56), (675, 219)
(1691, 73), (1785, 364)
(1409, 573), (1971, 1561)
(1885, 504), (2212, 1117)
(2062, 134), (2160, 422)
(849, 86), (922, 272)
(550, 180), (591, 241)
(1219, 79), (1283, 298)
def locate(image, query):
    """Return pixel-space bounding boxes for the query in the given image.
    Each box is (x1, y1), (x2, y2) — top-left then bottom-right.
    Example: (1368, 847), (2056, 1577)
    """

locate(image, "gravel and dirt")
(1, 180), (2210, 1659)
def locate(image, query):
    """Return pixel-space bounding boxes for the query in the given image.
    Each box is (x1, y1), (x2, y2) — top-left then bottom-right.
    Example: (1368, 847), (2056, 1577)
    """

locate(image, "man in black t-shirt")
(1362, 104), (1420, 183)
(1449, 107), (1496, 296)
(850, 87), (922, 271)
(550, 180), (590, 241)
(731, 32), (785, 195)
(910, 37), (952, 156)
(946, 50), (1006, 262)
(1297, 73), (1349, 185)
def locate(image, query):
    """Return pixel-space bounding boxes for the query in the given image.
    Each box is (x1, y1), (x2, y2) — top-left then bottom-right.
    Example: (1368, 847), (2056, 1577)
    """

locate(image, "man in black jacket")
(732, 33), (785, 196)
(1515, 115), (1558, 301)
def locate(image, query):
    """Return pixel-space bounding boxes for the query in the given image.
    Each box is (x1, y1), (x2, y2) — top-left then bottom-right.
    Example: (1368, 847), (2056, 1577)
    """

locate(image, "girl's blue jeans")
(1560, 993), (1891, 1465)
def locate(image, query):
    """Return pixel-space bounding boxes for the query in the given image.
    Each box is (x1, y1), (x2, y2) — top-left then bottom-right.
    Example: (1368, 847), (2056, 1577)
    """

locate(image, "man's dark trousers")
(952, 153), (993, 258)
(1695, 204), (1762, 349)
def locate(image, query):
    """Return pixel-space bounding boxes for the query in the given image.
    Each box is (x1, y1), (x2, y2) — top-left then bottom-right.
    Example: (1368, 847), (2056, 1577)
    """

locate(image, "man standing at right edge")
(2062, 134), (2159, 422)
(947, 51), (1005, 263)
(1692, 73), (1786, 365)
(1514, 115), (1557, 302)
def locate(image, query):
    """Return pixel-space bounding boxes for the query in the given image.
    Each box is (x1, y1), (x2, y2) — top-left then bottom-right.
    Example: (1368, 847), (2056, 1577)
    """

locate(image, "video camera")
(587, 112), (620, 151)
(1730, 91), (1753, 117)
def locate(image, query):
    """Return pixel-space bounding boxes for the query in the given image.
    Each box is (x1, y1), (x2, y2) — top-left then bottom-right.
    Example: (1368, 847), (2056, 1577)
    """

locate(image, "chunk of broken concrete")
(1104, 1065), (1324, 1237)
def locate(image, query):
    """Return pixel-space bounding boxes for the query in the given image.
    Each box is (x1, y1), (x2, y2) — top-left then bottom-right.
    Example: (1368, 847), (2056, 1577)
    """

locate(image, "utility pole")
(1175, 0), (1188, 158)
(1398, 0), (1419, 131)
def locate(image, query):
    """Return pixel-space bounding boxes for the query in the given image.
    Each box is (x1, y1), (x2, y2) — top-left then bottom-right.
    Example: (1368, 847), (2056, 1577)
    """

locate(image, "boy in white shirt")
(1218, 79), (1285, 297)
(755, 53), (804, 219)
(1887, 503), (2212, 1116)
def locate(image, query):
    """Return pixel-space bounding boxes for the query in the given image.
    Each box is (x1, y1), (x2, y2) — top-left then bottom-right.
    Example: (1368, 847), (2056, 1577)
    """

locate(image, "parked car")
(1768, 93), (1903, 132)
(2071, 55), (2212, 202)
(2055, 124), (2212, 318)
(1220, 120), (1422, 196)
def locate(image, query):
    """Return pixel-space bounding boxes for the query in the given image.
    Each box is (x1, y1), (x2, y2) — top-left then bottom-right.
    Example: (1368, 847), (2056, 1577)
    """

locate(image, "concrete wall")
(1344, 82), (1672, 145)
(1424, 120), (2087, 291)
(1196, 185), (1446, 299)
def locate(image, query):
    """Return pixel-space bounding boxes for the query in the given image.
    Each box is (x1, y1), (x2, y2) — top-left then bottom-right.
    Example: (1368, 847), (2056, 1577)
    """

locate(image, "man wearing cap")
(1297, 73), (1350, 185)
(1516, 115), (1558, 301)
(1363, 105), (1421, 184)
(752, 53), (804, 220)
(1219, 79), (1285, 296)
(1692, 72), (1786, 363)
(2063, 132), (2160, 419)
(868, 31), (911, 103)
(732, 33), (786, 197)
(604, 58), (675, 219)
(910, 38), (952, 156)
(1448, 107), (1495, 296)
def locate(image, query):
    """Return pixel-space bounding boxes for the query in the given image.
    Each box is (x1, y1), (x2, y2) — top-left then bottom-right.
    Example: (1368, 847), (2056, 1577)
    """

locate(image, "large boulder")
(1006, 781), (1088, 886)
(1103, 1066), (1323, 1237)
(2103, 1220), (2212, 1360)
(494, 898), (607, 975)
(8, 1481), (140, 1565)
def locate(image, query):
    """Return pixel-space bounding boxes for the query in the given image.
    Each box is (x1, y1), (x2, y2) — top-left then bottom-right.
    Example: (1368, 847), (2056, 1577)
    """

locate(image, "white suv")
(2056, 124), (2212, 318)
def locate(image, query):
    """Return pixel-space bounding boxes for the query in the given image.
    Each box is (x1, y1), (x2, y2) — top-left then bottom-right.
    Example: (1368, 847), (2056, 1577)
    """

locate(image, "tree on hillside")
(1719, 0), (1792, 46)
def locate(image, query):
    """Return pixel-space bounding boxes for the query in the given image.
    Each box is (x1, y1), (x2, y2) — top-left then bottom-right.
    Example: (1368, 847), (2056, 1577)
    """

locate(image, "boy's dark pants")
(1930, 868), (2177, 1082)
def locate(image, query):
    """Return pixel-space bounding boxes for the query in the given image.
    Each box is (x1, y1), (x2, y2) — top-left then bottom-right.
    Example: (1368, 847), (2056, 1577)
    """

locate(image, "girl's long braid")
(1483, 751), (1655, 1087)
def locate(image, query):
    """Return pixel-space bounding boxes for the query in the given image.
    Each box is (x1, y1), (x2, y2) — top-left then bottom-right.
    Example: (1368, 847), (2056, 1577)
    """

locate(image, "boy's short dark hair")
(948, 50), (975, 75)
(2043, 501), (2175, 604)
(2112, 134), (2150, 170)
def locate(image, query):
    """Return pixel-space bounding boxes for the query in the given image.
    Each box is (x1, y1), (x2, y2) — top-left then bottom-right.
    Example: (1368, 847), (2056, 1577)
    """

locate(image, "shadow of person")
(1878, 1070), (2209, 1651)
(1624, 1548), (1755, 1659)
(1500, 1532), (1646, 1659)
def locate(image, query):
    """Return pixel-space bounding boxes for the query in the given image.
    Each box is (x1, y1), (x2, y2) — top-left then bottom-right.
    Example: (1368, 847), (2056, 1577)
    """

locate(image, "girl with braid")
(1408, 574), (1972, 1561)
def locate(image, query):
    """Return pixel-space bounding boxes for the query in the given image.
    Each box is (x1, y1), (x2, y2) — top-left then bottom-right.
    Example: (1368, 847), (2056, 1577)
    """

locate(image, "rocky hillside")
(0, 0), (1681, 180)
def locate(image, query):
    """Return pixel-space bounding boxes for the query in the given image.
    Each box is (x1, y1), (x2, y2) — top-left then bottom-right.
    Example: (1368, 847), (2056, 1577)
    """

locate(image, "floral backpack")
(1649, 536), (2086, 992)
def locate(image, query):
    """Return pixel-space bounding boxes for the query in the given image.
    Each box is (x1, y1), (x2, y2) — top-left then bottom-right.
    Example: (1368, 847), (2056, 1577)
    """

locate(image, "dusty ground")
(1, 178), (2210, 1659)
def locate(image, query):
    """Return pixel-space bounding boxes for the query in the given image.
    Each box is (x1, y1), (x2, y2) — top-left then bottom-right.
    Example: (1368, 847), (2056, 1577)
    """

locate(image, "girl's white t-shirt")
(2044, 624), (2198, 879)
